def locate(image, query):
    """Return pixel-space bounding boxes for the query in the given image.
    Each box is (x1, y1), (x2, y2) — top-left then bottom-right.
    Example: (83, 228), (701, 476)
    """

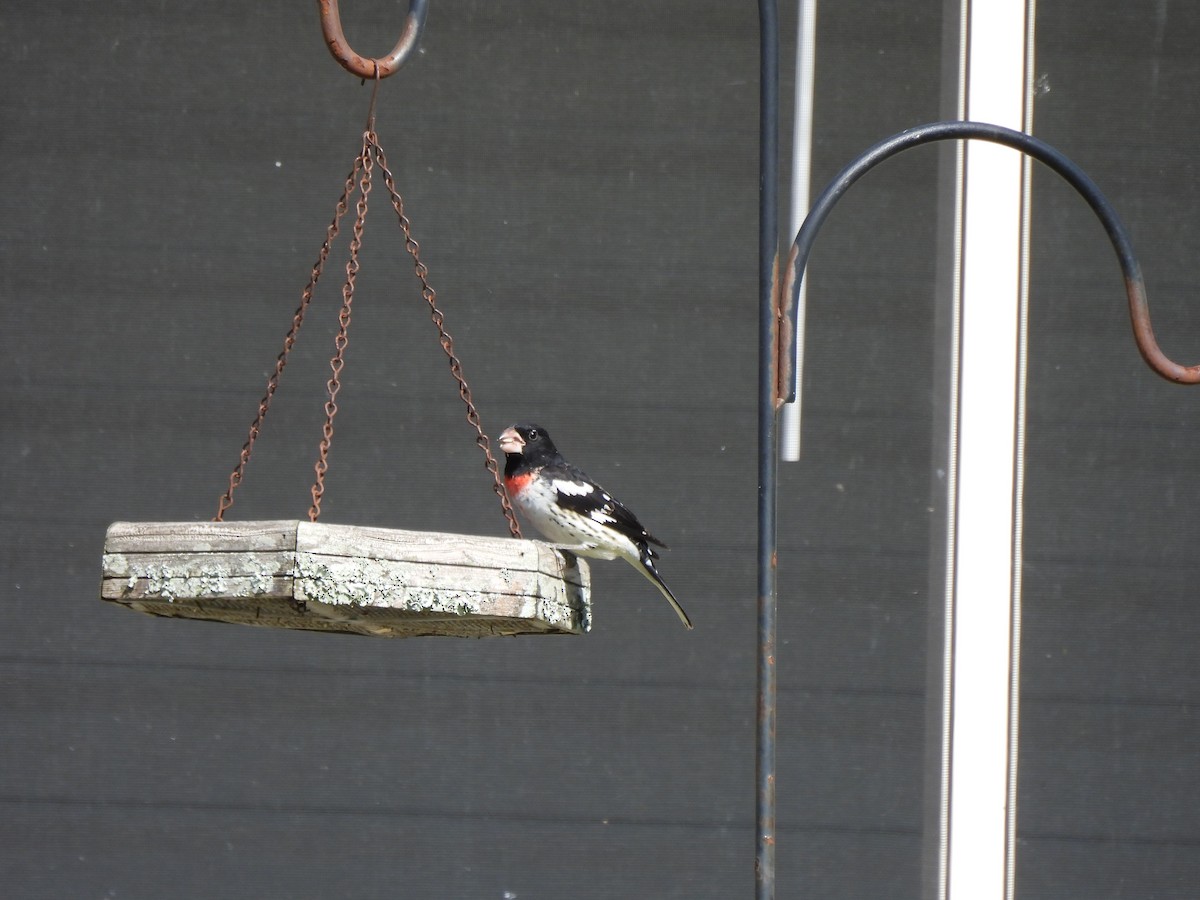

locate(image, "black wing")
(548, 463), (669, 550)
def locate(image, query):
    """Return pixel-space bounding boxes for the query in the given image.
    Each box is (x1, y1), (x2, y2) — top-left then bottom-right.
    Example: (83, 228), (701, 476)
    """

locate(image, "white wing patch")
(551, 479), (595, 497)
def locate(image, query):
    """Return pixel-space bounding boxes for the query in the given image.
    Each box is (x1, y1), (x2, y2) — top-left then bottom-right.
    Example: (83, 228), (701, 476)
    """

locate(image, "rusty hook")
(317, 0), (428, 80)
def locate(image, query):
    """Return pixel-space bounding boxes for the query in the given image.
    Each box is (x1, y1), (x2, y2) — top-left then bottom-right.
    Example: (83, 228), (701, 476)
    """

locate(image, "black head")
(498, 423), (560, 466)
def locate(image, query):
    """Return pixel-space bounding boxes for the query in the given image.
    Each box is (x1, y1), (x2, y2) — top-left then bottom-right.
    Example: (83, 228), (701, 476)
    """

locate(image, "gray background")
(2, 1), (1196, 898)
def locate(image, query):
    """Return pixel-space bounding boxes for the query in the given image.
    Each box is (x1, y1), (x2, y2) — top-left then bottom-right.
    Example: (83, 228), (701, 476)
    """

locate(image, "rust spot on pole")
(777, 241), (801, 406)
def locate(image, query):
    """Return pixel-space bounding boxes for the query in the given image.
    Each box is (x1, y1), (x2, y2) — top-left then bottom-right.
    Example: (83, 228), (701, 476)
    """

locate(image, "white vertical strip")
(947, 0), (1031, 898)
(780, 0), (818, 461)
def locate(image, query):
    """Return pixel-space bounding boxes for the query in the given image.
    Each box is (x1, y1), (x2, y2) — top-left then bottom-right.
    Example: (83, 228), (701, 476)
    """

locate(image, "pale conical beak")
(498, 427), (525, 455)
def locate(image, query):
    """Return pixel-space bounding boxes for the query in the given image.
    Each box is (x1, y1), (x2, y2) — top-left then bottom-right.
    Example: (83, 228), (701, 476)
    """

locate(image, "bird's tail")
(634, 547), (693, 630)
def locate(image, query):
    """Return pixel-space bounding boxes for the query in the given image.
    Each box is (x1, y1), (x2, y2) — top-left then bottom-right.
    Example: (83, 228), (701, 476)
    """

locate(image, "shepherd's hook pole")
(756, 1), (781, 898)
(762, 115), (1200, 900)
(779, 121), (1200, 390)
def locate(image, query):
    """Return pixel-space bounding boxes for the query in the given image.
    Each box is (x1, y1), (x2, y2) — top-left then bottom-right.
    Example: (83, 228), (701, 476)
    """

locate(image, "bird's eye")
(528, 429), (539, 440)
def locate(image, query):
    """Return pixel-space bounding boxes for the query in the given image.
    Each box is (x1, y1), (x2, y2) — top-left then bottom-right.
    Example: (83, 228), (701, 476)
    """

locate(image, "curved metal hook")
(317, 0), (428, 80)
(780, 119), (1200, 397)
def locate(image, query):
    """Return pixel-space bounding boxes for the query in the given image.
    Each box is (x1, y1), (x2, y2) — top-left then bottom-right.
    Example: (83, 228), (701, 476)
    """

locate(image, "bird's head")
(498, 423), (558, 463)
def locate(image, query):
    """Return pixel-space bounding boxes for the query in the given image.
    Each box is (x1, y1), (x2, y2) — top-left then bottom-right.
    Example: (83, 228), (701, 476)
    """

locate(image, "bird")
(498, 423), (693, 630)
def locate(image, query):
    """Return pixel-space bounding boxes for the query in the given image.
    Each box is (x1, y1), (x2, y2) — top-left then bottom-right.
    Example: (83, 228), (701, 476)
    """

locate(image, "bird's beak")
(498, 427), (524, 455)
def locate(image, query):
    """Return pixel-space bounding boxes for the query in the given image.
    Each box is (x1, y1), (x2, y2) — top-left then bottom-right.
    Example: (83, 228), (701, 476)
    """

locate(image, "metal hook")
(779, 120), (1200, 401)
(317, 0), (429, 80)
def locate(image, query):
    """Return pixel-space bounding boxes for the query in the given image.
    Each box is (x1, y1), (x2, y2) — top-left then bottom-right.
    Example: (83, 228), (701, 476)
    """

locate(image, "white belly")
(512, 478), (628, 561)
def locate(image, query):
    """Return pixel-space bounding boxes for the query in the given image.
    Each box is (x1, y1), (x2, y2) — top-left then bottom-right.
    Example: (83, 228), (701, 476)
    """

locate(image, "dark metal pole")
(756, 1), (780, 898)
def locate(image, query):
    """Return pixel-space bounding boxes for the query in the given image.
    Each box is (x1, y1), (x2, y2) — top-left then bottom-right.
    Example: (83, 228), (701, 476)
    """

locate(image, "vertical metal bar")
(780, 0), (819, 462)
(757, 1), (780, 898)
(925, 10), (965, 894)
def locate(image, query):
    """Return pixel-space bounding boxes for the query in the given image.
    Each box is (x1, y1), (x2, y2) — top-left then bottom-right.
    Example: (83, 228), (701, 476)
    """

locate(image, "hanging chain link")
(213, 124), (520, 537)
(372, 135), (523, 538)
(214, 153), (365, 521)
(308, 133), (374, 521)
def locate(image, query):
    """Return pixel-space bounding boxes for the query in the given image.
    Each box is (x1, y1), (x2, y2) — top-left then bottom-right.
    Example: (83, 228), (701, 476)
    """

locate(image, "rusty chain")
(307, 134), (373, 521)
(373, 135), (523, 538)
(214, 154), (364, 521)
(213, 125), (521, 538)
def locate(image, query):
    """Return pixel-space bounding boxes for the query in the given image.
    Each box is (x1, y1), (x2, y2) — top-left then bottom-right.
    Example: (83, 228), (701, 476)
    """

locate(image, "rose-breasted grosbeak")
(498, 423), (693, 630)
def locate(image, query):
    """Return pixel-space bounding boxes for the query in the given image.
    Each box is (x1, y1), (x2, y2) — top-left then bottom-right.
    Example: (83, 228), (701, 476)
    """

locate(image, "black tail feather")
(635, 548), (693, 630)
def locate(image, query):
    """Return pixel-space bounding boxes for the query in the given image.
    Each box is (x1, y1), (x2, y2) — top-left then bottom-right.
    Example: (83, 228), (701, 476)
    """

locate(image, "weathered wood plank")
(302, 588), (578, 634)
(293, 553), (569, 603)
(101, 575), (295, 602)
(100, 521), (591, 637)
(295, 556), (580, 629)
(105, 593), (381, 635)
(101, 551), (295, 580)
(104, 520), (298, 553)
(294, 522), (545, 569)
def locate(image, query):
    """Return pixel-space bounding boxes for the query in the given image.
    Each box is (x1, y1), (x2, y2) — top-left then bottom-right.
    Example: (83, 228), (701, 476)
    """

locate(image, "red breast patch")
(505, 472), (534, 496)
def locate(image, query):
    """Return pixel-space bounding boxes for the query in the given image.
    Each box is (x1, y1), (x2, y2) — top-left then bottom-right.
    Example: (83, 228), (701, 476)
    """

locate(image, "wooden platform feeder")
(101, 521), (591, 637)
(98, 42), (585, 638)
